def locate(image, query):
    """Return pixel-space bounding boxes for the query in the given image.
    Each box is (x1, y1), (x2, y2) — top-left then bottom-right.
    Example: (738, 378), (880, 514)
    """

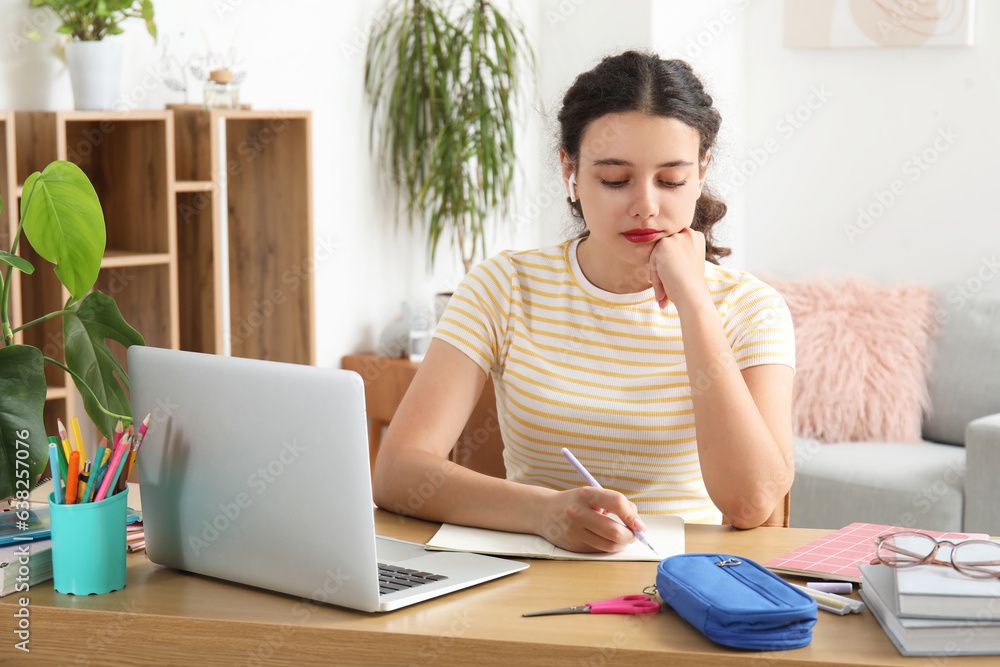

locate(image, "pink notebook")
(765, 522), (988, 582)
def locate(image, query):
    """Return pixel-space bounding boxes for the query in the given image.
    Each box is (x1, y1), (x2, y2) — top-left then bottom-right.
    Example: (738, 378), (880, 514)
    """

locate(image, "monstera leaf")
(63, 292), (145, 438)
(20, 161), (105, 301)
(0, 345), (48, 501)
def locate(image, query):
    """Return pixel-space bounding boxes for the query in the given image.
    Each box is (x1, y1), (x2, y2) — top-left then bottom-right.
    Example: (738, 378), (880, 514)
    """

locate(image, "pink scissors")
(522, 594), (661, 617)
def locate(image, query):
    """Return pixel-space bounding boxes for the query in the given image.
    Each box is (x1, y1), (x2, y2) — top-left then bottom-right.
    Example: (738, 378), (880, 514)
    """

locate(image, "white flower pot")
(64, 40), (124, 110)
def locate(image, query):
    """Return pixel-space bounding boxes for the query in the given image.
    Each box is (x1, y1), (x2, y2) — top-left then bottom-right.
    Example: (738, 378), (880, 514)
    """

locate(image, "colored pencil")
(48, 441), (63, 504)
(90, 447), (112, 500)
(104, 437), (131, 499)
(77, 461), (90, 503)
(136, 413), (151, 447)
(81, 439), (105, 503)
(112, 419), (124, 450)
(65, 452), (80, 504)
(127, 541), (146, 553)
(119, 415), (151, 493)
(68, 417), (88, 472)
(57, 419), (80, 473)
(49, 435), (68, 484)
(94, 436), (129, 502)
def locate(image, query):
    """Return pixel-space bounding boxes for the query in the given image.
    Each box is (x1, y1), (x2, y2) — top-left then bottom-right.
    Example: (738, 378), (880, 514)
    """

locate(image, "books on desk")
(425, 514), (685, 561)
(0, 538), (53, 597)
(860, 562), (1000, 657)
(893, 540), (1000, 620)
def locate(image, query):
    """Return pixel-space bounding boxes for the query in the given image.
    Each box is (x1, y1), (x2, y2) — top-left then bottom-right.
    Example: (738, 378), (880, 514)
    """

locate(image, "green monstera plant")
(0, 160), (144, 501)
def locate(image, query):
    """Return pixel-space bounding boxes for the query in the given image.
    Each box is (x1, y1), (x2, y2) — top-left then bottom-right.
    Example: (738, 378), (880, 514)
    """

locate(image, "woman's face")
(563, 112), (708, 293)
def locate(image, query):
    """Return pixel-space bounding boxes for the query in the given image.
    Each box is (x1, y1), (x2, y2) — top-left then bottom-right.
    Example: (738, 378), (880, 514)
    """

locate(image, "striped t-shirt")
(433, 238), (795, 524)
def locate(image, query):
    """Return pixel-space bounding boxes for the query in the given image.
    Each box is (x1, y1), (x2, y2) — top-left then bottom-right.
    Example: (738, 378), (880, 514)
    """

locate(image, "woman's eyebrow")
(591, 158), (694, 168)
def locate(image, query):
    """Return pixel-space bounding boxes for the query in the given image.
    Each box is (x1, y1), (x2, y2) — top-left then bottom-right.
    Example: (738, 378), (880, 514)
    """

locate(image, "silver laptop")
(129, 346), (527, 612)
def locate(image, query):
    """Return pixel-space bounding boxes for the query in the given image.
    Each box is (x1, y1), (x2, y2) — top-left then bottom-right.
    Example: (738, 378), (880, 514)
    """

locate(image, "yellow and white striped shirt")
(434, 238), (795, 523)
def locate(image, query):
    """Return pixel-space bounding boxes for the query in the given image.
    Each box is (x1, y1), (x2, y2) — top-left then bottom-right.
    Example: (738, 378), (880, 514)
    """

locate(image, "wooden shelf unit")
(171, 108), (315, 365)
(3, 109), (315, 432)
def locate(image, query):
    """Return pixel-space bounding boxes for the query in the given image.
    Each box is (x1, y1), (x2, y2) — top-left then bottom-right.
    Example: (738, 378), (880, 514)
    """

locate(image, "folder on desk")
(425, 514), (685, 561)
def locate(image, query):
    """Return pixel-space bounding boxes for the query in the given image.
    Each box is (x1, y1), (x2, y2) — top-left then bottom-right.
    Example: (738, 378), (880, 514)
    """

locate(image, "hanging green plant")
(365, 0), (536, 273)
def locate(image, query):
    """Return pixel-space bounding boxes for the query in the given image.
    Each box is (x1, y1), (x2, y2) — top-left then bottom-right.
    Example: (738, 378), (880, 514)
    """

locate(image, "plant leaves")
(363, 0), (535, 271)
(21, 161), (106, 301)
(0, 345), (49, 501)
(63, 291), (145, 438)
(0, 250), (34, 275)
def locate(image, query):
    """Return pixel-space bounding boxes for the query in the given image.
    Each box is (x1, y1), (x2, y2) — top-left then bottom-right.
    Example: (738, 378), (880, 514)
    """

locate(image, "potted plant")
(364, 0), (536, 274)
(28, 0), (158, 110)
(0, 160), (144, 501)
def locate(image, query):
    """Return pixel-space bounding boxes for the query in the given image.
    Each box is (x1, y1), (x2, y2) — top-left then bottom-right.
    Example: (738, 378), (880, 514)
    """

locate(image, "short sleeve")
(432, 254), (514, 375)
(723, 277), (796, 372)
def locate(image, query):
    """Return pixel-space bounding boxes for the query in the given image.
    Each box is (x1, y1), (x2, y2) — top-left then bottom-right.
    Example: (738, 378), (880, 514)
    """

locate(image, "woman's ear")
(698, 151), (711, 190)
(560, 149), (577, 200)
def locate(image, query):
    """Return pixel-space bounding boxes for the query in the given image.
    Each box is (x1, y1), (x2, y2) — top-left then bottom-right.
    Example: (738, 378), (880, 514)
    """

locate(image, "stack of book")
(0, 538), (53, 597)
(860, 560), (1000, 657)
(0, 504), (55, 596)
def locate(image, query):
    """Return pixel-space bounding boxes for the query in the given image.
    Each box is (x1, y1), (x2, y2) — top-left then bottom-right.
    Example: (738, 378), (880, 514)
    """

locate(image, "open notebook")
(426, 514), (685, 561)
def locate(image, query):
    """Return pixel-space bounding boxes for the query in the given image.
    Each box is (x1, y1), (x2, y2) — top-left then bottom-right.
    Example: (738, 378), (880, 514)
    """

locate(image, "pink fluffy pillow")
(763, 276), (937, 443)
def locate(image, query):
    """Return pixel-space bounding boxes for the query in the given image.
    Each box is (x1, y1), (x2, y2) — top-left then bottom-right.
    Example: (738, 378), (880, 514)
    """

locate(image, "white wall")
(742, 0), (1000, 290)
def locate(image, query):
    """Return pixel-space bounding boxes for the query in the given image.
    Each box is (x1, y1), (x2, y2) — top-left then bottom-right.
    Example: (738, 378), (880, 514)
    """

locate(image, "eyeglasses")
(871, 532), (1000, 579)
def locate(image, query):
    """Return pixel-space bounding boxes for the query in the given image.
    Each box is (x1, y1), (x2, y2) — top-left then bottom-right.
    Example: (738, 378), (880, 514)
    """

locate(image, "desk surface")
(1, 513), (992, 666)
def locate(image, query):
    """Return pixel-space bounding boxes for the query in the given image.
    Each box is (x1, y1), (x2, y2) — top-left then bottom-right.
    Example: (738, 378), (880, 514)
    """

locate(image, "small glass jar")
(203, 69), (240, 110)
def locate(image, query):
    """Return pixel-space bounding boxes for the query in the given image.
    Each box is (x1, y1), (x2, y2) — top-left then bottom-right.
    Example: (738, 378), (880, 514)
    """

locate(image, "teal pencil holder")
(48, 490), (128, 595)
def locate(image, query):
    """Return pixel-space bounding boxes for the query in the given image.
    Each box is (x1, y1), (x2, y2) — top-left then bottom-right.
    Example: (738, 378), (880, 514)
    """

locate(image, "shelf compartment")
(64, 117), (172, 256)
(93, 262), (177, 372)
(171, 106), (212, 182)
(177, 190), (217, 354)
(225, 116), (313, 365)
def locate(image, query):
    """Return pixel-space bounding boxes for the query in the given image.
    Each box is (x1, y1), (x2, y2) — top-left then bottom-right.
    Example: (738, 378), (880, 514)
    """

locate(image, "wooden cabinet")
(2, 109), (314, 432)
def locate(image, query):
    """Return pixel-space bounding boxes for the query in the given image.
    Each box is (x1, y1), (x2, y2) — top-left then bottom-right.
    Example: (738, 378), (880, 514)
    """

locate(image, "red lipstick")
(622, 229), (661, 243)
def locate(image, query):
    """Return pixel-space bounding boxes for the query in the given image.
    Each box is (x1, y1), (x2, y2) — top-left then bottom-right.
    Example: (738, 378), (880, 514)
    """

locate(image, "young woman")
(373, 51), (795, 553)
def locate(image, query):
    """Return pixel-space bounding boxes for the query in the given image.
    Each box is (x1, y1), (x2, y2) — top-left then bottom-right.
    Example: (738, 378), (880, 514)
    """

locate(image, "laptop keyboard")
(377, 563), (448, 595)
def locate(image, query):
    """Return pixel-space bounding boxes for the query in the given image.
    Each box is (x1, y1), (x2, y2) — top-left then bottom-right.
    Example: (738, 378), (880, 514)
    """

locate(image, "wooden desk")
(342, 353), (505, 478)
(2, 514), (993, 666)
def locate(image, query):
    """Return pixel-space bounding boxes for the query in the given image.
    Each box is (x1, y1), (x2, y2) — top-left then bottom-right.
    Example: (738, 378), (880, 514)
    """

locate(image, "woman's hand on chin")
(649, 227), (709, 311)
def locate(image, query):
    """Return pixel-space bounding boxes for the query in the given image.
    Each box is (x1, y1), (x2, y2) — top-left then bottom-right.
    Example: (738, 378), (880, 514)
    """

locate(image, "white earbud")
(568, 172), (578, 202)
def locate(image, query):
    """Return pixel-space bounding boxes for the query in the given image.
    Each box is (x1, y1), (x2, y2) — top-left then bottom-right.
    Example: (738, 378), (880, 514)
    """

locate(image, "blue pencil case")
(656, 553), (817, 651)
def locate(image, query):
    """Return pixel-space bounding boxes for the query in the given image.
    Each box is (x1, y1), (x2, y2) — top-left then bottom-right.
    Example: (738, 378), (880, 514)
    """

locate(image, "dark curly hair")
(558, 51), (730, 264)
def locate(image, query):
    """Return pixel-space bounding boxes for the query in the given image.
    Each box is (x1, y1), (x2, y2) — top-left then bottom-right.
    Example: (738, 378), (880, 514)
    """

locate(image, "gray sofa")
(790, 291), (1000, 535)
